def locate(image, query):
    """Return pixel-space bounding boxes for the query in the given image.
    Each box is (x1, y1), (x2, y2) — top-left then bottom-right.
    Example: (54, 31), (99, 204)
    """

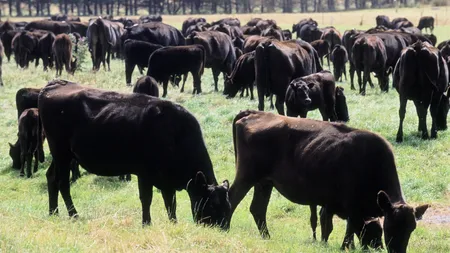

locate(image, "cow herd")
(4, 13), (448, 253)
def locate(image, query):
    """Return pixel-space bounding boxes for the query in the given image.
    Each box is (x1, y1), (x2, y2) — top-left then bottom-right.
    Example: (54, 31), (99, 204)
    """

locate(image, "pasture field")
(1, 7), (450, 252)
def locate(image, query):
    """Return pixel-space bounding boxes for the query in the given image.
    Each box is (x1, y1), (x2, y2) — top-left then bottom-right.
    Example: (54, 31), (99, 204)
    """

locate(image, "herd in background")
(2, 13), (446, 253)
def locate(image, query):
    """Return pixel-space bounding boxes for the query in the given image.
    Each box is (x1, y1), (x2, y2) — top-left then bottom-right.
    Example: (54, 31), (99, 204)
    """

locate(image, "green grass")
(1, 10), (450, 252)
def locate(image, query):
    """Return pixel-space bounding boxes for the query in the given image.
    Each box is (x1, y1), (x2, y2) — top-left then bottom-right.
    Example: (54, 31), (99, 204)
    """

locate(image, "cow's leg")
(350, 63), (356, 90)
(257, 86), (265, 111)
(59, 158), (78, 217)
(138, 176), (153, 225)
(193, 73), (202, 94)
(340, 221), (356, 250)
(299, 110), (308, 118)
(47, 161), (59, 215)
(362, 68), (369, 95)
(344, 65), (348, 81)
(275, 95), (285, 115)
(357, 70), (363, 95)
(162, 80), (169, 98)
(320, 207), (333, 242)
(250, 83), (254, 100)
(212, 68), (220, 92)
(269, 95), (274, 110)
(249, 180), (273, 239)
(240, 88), (244, 98)
(26, 152), (33, 178)
(106, 49), (111, 71)
(227, 176), (254, 231)
(319, 106), (329, 121)
(19, 144), (26, 177)
(161, 189), (177, 222)
(310, 205), (318, 240)
(414, 100), (429, 140)
(125, 61), (135, 86)
(396, 96), (407, 142)
(33, 151), (39, 173)
(429, 92), (441, 139)
(70, 159), (81, 183)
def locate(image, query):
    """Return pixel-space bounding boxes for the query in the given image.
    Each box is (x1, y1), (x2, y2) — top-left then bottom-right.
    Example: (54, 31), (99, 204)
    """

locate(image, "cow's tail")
(199, 45), (206, 76)
(228, 53), (244, 82)
(232, 110), (258, 163)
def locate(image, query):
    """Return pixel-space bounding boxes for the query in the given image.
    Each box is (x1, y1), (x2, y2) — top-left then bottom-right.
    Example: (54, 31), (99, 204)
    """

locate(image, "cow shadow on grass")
(386, 131), (447, 147)
(92, 176), (131, 191)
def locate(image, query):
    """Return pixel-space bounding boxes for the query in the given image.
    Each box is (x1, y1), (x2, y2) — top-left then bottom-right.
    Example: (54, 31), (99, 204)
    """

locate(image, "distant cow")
(260, 26), (283, 41)
(1, 30), (20, 62)
(38, 32), (56, 71)
(423, 34), (437, 46)
(16, 108), (44, 178)
(123, 39), (163, 86)
(39, 80), (231, 227)
(311, 40), (330, 66)
(51, 14), (80, 22)
(393, 40), (449, 142)
(418, 16), (434, 34)
(226, 109), (429, 253)
(331, 45), (348, 82)
(292, 18), (318, 39)
(352, 35), (388, 95)
(376, 15), (391, 28)
(121, 22), (184, 47)
(25, 20), (71, 35)
(321, 26), (342, 51)
(285, 71), (341, 122)
(186, 31), (236, 92)
(182, 17), (207, 36)
(224, 51), (255, 100)
(282, 29), (292, 40)
(335, 86), (350, 122)
(243, 35), (273, 53)
(255, 39), (322, 115)
(139, 15), (162, 23)
(211, 18), (240, 27)
(68, 21), (88, 37)
(53, 34), (76, 75)
(147, 45), (206, 96)
(133, 76), (159, 97)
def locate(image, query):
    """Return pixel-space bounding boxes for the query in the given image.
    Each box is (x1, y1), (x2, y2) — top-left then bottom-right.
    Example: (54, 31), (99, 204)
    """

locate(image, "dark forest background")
(0, 0), (443, 17)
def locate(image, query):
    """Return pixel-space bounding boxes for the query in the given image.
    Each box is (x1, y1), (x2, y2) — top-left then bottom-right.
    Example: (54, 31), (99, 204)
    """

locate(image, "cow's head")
(357, 218), (383, 249)
(70, 56), (77, 75)
(289, 79), (314, 106)
(187, 171), (231, 229)
(9, 141), (21, 169)
(377, 191), (429, 253)
(223, 75), (240, 98)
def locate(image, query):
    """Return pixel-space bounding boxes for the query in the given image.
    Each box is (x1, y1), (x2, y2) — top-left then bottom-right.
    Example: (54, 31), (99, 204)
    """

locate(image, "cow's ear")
(8, 142), (14, 148)
(377, 191), (393, 213)
(307, 82), (315, 89)
(415, 204), (430, 220)
(222, 180), (229, 191)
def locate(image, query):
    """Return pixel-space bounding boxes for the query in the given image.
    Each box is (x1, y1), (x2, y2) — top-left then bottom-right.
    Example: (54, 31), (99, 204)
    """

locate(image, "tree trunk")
(16, 0), (22, 16)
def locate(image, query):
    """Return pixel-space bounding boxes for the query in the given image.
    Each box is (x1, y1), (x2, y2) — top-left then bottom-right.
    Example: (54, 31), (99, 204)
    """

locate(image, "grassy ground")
(1, 8), (450, 252)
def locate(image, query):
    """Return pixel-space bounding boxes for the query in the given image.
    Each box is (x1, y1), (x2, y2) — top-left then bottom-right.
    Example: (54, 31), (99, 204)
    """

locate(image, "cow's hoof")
(396, 136), (403, 143)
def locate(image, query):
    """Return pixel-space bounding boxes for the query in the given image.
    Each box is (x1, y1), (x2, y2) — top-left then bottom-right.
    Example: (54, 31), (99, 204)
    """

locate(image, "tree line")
(1, 0), (414, 17)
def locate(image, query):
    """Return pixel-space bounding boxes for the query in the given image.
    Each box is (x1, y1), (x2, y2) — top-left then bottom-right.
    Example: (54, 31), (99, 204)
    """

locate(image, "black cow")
(335, 86), (349, 122)
(39, 80), (231, 227)
(321, 26), (342, 51)
(376, 15), (391, 28)
(393, 41), (449, 142)
(182, 17), (207, 37)
(38, 32), (55, 71)
(123, 39), (163, 86)
(1, 30), (20, 62)
(331, 45), (348, 82)
(147, 45), (206, 97)
(255, 39), (322, 115)
(311, 40), (330, 67)
(282, 29), (292, 40)
(440, 41), (450, 59)
(240, 25), (262, 36)
(437, 40), (450, 50)
(243, 35), (273, 53)
(68, 21), (88, 37)
(14, 108), (44, 178)
(298, 24), (323, 43)
(224, 51), (255, 100)
(15, 31), (44, 68)
(418, 16), (434, 34)
(423, 34), (437, 46)
(186, 31), (236, 92)
(246, 18), (262, 27)
(292, 18), (318, 39)
(342, 29), (364, 90)
(121, 22), (184, 47)
(285, 71), (342, 122)
(227, 110), (429, 253)
(352, 35), (388, 95)
(53, 33), (76, 75)
(211, 18), (240, 27)
(87, 18), (124, 71)
(139, 15), (163, 23)
(25, 20), (71, 35)
(261, 26), (283, 41)
(133, 76), (159, 97)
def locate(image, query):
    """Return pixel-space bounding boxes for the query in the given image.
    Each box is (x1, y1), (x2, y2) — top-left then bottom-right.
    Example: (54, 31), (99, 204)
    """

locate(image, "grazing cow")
(211, 18), (240, 27)
(292, 18), (318, 39)
(335, 86), (350, 122)
(240, 25), (262, 36)
(53, 34), (76, 75)
(243, 35), (273, 53)
(255, 40), (322, 115)
(16, 108), (44, 178)
(423, 34), (437, 46)
(298, 24), (323, 43)
(185, 23), (209, 37)
(226, 110), (429, 253)
(260, 26), (284, 41)
(224, 51), (255, 100)
(133, 76), (159, 97)
(285, 71), (340, 122)
(393, 41), (449, 142)
(68, 21), (88, 37)
(87, 18), (124, 71)
(186, 31), (236, 92)
(121, 22), (184, 47)
(331, 45), (348, 82)
(376, 15), (391, 28)
(38, 32), (55, 71)
(25, 20), (71, 35)
(139, 15), (163, 23)
(342, 29), (364, 90)
(1, 30), (20, 62)
(123, 39), (163, 86)
(182, 17), (207, 37)
(418, 16), (434, 34)
(310, 40), (330, 66)
(321, 26), (342, 52)
(147, 45), (206, 96)
(282, 29), (292, 40)
(39, 80), (231, 227)
(352, 35), (388, 95)
(15, 31), (44, 68)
